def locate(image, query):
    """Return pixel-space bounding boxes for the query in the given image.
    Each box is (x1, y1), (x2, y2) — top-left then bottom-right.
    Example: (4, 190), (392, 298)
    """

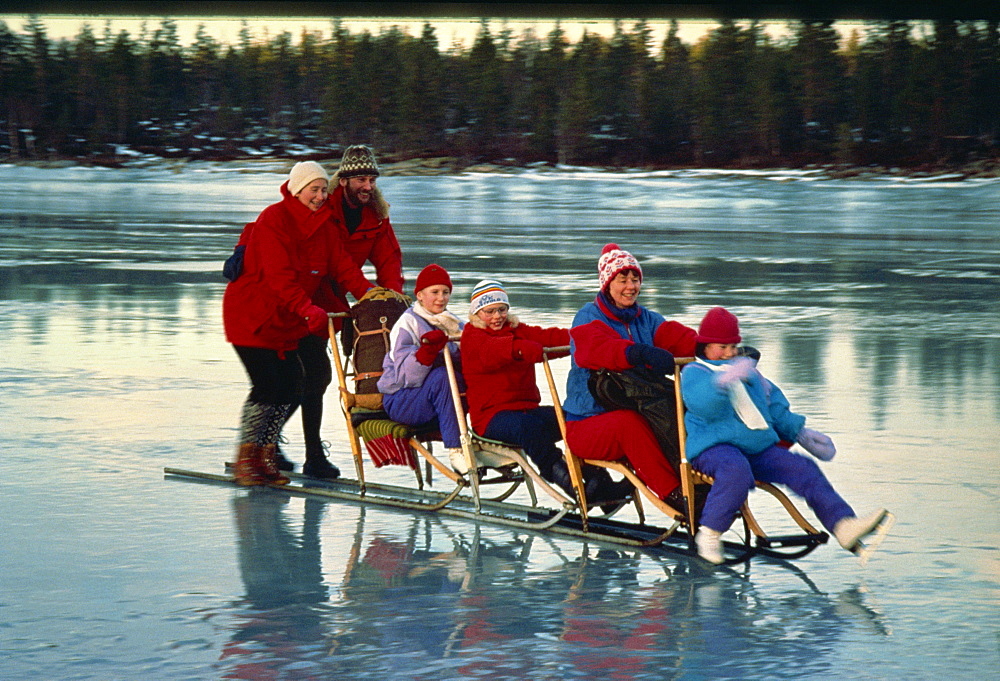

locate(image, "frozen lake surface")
(1, 163), (998, 679)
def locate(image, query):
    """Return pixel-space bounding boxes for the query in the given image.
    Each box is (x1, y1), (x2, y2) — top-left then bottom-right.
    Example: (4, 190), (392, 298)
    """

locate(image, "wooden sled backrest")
(540, 348), (590, 514)
(673, 357), (699, 531)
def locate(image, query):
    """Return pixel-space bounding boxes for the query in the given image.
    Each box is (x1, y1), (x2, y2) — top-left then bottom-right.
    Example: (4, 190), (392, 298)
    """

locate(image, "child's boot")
(447, 447), (468, 474)
(695, 526), (725, 564)
(834, 508), (888, 551)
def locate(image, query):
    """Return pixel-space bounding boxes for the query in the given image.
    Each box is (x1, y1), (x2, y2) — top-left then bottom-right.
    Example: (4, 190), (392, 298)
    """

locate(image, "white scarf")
(411, 302), (463, 339)
(695, 359), (769, 430)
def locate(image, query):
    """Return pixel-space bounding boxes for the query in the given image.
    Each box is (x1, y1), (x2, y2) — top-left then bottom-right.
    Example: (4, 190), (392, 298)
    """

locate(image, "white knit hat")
(288, 161), (330, 195)
(597, 243), (642, 292)
(469, 279), (509, 316)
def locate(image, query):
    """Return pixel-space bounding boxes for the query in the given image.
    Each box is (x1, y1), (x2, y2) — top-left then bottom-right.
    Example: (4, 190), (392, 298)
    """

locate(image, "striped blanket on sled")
(354, 417), (419, 470)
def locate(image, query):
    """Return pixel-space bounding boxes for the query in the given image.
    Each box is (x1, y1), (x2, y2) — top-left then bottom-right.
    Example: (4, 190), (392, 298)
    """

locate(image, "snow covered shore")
(4, 151), (1000, 181)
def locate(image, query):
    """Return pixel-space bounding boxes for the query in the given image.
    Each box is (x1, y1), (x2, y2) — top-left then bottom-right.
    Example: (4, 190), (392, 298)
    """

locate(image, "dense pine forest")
(2, 16), (1000, 172)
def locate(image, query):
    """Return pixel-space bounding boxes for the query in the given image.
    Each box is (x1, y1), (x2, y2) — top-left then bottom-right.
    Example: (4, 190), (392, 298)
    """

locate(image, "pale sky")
(0, 14), (877, 49)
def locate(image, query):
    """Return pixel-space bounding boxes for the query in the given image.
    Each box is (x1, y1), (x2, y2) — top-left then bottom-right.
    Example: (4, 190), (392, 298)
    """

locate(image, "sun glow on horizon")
(0, 14), (878, 50)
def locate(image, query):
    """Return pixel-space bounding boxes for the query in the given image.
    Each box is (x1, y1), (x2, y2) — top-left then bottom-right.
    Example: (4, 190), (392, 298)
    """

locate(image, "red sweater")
(460, 320), (571, 434)
(222, 182), (373, 351)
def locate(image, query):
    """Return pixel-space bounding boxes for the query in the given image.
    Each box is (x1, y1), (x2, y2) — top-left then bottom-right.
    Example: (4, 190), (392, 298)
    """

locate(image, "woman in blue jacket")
(681, 307), (888, 564)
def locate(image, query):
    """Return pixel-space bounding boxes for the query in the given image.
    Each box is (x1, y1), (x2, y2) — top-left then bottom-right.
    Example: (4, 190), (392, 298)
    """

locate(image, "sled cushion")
(355, 418), (418, 469)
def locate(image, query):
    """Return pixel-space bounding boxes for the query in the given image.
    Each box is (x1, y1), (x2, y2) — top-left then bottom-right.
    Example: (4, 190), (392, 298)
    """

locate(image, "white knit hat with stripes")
(469, 279), (509, 316)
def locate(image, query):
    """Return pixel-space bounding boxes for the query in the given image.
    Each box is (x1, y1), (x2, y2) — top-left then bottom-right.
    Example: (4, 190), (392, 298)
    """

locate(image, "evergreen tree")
(648, 20), (694, 163)
(20, 15), (51, 156)
(190, 24), (220, 134)
(105, 29), (141, 145)
(399, 23), (445, 153)
(790, 20), (847, 157)
(70, 23), (105, 149)
(692, 20), (757, 163)
(526, 23), (568, 159)
(466, 20), (505, 158)
(0, 21), (29, 155)
(557, 30), (604, 164)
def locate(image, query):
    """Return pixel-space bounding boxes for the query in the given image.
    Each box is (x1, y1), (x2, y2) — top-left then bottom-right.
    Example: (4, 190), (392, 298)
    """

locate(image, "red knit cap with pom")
(597, 243), (642, 292)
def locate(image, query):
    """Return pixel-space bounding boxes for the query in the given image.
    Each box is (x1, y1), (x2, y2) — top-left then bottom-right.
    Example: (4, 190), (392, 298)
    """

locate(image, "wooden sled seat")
(440, 338), (577, 512)
(541, 351), (829, 558)
(327, 313), (570, 517)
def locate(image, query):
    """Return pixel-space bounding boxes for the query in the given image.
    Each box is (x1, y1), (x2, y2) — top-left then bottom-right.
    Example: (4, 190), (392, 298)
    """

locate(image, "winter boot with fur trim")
(695, 527), (725, 565)
(834, 508), (889, 552)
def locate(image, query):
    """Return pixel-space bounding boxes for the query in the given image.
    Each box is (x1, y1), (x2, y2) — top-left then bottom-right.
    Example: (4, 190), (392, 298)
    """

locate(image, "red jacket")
(461, 319), (571, 435)
(315, 184), (404, 314)
(222, 182), (373, 351)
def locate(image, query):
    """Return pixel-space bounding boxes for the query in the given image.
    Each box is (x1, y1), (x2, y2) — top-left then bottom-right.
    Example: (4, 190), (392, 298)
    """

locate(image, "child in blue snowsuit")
(681, 306), (888, 564)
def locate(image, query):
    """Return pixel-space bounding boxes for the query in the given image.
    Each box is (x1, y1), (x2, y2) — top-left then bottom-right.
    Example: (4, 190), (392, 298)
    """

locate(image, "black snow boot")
(584, 465), (634, 513)
(303, 443), (341, 480)
(273, 443), (295, 472)
(545, 459), (577, 499)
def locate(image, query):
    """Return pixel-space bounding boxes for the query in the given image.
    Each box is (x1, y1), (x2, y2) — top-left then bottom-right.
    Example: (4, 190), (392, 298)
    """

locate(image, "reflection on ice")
(217, 494), (893, 679)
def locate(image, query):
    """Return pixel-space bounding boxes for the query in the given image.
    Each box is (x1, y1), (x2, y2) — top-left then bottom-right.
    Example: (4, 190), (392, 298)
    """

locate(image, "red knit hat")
(597, 243), (642, 292)
(414, 263), (452, 296)
(696, 307), (742, 344)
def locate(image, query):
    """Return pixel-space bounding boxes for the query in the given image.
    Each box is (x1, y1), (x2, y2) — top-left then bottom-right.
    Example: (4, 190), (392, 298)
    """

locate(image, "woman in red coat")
(460, 280), (629, 504)
(222, 161), (373, 486)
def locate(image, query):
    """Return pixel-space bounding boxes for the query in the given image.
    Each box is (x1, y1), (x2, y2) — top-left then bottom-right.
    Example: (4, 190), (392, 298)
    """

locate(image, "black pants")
(234, 345), (302, 405)
(297, 334), (333, 396)
(295, 334), (333, 454)
(233, 344), (301, 446)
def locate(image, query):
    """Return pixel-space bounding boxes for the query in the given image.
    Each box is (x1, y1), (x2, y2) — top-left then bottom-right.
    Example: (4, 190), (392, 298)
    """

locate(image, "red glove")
(512, 339), (544, 363)
(304, 304), (329, 336)
(415, 329), (448, 365)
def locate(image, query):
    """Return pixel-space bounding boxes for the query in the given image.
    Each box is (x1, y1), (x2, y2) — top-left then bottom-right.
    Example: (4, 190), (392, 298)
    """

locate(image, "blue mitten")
(626, 343), (675, 375)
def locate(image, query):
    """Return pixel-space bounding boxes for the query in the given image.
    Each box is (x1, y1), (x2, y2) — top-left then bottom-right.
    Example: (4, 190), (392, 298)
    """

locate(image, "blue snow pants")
(382, 366), (462, 448)
(692, 443), (854, 534)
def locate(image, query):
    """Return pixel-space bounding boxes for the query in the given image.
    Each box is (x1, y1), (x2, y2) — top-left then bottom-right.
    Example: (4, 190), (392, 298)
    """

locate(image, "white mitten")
(797, 427), (836, 461)
(714, 356), (755, 387)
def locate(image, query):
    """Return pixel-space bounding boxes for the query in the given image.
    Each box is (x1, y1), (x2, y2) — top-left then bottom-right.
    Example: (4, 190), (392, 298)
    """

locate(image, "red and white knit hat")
(597, 243), (642, 292)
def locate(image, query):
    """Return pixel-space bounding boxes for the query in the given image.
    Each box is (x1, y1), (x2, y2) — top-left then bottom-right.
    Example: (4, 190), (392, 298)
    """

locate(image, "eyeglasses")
(479, 305), (509, 317)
